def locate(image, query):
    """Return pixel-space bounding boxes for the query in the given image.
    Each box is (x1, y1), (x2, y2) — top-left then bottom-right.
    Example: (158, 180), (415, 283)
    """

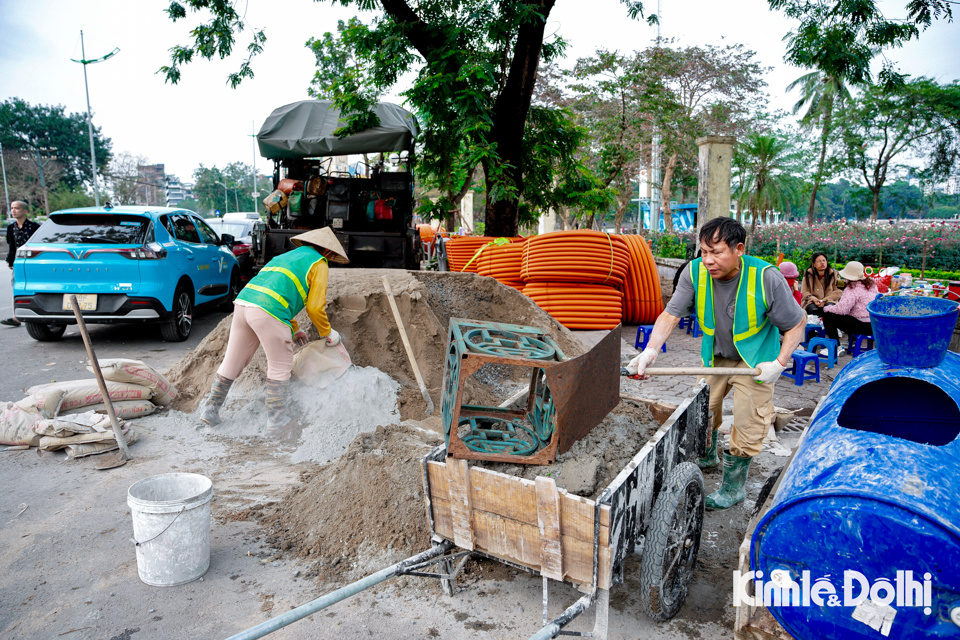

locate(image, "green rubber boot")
(198, 373), (233, 426)
(705, 451), (752, 510)
(697, 429), (720, 469)
(264, 378), (291, 431)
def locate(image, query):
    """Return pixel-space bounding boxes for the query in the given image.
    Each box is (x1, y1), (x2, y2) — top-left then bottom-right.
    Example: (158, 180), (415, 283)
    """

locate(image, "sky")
(1, 0), (957, 185)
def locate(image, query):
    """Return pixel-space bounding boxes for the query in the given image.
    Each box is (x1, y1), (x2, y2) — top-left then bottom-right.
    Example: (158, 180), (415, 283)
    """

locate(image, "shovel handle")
(627, 367), (761, 377)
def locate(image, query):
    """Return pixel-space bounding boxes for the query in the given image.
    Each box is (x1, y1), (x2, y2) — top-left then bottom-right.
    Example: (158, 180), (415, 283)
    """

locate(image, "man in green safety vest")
(197, 227), (349, 430)
(626, 218), (806, 509)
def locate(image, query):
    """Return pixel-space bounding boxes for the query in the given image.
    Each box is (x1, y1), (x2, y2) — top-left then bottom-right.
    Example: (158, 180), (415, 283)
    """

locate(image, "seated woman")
(778, 261), (803, 306)
(823, 261), (876, 344)
(800, 252), (842, 317)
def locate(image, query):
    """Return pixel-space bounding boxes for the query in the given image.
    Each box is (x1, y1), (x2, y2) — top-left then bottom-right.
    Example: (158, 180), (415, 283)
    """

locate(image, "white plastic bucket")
(127, 473), (213, 586)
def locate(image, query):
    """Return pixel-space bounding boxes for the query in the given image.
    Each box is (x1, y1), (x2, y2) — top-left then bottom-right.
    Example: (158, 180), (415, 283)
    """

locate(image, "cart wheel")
(638, 461), (704, 621)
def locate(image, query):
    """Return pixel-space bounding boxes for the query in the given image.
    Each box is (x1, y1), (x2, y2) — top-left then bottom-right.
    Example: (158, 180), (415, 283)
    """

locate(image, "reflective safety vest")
(235, 246), (326, 330)
(689, 255), (781, 368)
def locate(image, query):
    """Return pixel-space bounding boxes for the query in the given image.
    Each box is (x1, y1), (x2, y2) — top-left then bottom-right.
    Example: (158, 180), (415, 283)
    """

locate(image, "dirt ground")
(0, 270), (798, 640)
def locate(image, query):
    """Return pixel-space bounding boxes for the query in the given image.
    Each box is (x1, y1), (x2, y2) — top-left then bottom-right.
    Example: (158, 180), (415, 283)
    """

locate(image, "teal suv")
(13, 205), (241, 342)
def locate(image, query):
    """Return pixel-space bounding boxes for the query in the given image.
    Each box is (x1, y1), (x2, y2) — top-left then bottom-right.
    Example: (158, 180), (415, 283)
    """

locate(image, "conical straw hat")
(290, 227), (349, 264)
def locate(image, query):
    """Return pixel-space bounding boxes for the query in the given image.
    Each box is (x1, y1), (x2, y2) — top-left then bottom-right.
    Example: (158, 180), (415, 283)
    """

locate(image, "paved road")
(0, 262), (230, 401)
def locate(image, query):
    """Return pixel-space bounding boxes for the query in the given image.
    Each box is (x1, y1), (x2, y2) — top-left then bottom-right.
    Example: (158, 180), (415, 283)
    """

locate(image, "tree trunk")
(612, 198), (627, 233)
(807, 98), (834, 226)
(871, 188), (881, 221)
(660, 153), (679, 234)
(483, 0), (556, 238)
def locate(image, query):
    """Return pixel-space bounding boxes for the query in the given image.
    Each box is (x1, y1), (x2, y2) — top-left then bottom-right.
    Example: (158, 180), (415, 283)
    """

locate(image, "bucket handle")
(131, 506), (186, 547)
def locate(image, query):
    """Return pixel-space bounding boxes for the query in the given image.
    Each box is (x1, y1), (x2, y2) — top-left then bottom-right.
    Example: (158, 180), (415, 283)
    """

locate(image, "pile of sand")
(258, 421), (444, 581)
(167, 270), (584, 417)
(170, 269), (661, 583)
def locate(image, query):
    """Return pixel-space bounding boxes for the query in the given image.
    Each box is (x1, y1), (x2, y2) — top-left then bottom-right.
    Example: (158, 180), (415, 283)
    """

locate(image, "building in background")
(164, 175), (193, 206)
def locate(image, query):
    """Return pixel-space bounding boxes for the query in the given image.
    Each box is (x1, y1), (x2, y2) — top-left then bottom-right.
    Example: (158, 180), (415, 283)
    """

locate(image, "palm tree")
(737, 133), (801, 241)
(787, 70), (852, 225)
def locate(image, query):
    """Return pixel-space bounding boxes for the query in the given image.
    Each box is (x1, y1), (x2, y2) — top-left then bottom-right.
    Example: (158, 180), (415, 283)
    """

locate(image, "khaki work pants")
(705, 356), (775, 458)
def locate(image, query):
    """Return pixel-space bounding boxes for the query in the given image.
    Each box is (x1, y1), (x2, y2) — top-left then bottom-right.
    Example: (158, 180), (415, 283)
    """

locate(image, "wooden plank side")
(431, 495), (455, 540)
(535, 477), (564, 581)
(559, 492), (609, 546)
(558, 534), (613, 589)
(446, 458), (475, 550)
(469, 466), (538, 526)
(473, 510), (541, 568)
(427, 461), (448, 496)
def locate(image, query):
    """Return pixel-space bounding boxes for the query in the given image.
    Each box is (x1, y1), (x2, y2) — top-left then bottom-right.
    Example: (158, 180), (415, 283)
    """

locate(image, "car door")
(194, 215), (233, 297)
(168, 213), (215, 300)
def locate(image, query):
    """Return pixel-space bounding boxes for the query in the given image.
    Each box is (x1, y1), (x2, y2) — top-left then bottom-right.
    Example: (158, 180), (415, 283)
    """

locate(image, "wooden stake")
(382, 276), (434, 416)
(69, 295), (131, 461)
(642, 366), (760, 377)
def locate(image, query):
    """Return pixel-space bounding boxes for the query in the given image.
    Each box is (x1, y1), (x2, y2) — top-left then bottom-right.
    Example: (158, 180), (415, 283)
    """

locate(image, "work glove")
(293, 331), (309, 348)
(625, 347), (658, 378)
(324, 329), (341, 347)
(753, 358), (788, 384)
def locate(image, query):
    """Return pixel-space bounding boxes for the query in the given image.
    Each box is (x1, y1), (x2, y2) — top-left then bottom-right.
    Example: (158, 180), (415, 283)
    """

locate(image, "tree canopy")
(0, 98), (112, 193)
(162, 0), (652, 237)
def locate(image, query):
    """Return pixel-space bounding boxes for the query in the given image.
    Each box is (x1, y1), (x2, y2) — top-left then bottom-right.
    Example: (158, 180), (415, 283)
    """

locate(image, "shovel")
(621, 366), (760, 379)
(69, 295), (132, 470)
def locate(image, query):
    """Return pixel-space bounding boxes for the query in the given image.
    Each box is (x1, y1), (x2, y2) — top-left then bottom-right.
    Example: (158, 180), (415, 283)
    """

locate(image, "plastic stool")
(806, 337), (838, 370)
(847, 334), (875, 357)
(781, 350), (821, 386)
(678, 316), (692, 330)
(635, 325), (667, 353)
(803, 323), (826, 348)
(686, 316), (703, 338)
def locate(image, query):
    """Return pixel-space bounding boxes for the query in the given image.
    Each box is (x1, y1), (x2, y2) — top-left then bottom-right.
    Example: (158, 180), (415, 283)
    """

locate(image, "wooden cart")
(421, 382), (710, 639)
(226, 384), (710, 640)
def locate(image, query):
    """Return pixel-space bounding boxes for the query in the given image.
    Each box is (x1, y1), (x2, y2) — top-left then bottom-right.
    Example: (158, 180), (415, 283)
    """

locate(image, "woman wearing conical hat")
(197, 227), (349, 430)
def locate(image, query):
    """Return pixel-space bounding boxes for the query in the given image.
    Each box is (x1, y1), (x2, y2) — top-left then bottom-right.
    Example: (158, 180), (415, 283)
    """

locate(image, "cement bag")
(26, 380), (153, 415)
(0, 402), (42, 446)
(65, 429), (139, 459)
(15, 389), (66, 419)
(33, 411), (118, 437)
(63, 400), (156, 420)
(38, 420), (128, 452)
(86, 359), (177, 405)
(292, 342), (352, 388)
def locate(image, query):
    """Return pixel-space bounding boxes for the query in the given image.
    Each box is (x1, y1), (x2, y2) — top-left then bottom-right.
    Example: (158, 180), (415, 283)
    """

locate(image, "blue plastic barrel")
(751, 350), (960, 639)
(867, 296), (959, 368)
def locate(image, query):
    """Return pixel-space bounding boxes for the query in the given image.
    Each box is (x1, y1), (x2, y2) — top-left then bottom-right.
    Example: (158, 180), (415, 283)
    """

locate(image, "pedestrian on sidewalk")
(197, 227), (349, 430)
(625, 218), (806, 510)
(822, 261), (875, 342)
(3, 201), (41, 327)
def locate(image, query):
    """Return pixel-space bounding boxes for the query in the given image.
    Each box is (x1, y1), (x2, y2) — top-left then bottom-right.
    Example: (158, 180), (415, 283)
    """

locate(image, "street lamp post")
(71, 32), (118, 208)
(215, 181), (229, 214)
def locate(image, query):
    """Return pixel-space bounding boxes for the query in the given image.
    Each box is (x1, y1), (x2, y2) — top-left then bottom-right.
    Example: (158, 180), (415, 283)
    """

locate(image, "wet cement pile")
(476, 399), (660, 499)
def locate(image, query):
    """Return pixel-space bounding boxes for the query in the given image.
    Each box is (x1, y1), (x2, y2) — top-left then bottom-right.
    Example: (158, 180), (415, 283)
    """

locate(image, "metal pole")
(224, 542), (453, 640)
(80, 32), (100, 207)
(0, 141), (10, 220)
(251, 122), (258, 208)
(234, 189), (239, 212)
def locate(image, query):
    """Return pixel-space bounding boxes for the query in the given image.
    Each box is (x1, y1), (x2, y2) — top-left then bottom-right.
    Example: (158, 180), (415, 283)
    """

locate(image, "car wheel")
(160, 284), (193, 342)
(25, 322), (66, 342)
(219, 269), (241, 311)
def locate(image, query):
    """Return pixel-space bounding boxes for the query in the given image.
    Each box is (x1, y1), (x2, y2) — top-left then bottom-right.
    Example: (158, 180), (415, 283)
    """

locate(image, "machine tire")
(160, 283), (194, 342)
(25, 322), (66, 342)
(219, 269), (241, 311)
(639, 461), (705, 621)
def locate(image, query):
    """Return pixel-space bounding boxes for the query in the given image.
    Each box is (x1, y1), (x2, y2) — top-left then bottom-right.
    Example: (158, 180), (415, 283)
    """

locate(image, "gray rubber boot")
(697, 429), (721, 469)
(705, 451), (752, 510)
(264, 378), (291, 431)
(198, 373), (233, 426)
